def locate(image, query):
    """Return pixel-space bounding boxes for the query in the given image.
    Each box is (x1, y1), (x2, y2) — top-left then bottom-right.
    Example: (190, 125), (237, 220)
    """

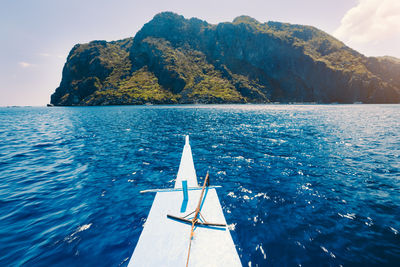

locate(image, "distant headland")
(50, 12), (400, 106)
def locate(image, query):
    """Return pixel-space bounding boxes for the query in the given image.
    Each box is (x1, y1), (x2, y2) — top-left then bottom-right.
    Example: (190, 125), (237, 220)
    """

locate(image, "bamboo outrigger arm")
(166, 214), (226, 227)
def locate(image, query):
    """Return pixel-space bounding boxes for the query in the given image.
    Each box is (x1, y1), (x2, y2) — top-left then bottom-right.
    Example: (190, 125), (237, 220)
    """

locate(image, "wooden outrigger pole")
(167, 172), (226, 267)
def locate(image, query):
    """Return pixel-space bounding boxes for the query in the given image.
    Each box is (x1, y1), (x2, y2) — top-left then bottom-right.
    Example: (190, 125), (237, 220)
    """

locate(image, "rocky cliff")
(51, 12), (400, 105)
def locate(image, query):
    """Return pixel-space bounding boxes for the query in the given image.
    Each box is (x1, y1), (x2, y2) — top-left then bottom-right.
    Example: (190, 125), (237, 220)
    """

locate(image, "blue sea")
(0, 104), (399, 266)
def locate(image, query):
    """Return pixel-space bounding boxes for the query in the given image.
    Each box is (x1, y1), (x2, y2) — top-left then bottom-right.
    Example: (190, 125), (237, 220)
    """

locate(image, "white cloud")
(19, 62), (33, 68)
(334, 0), (400, 45)
(38, 53), (51, 57)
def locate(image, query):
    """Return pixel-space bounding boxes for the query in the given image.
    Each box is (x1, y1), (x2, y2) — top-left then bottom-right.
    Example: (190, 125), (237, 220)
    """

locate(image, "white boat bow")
(128, 135), (241, 267)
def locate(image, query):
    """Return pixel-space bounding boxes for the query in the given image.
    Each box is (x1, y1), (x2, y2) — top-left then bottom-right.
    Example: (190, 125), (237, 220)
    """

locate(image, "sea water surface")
(0, 105), (399, 266)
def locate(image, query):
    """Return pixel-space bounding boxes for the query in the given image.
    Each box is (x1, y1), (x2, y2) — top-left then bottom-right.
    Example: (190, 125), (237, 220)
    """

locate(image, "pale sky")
(0, 0), (399, 106)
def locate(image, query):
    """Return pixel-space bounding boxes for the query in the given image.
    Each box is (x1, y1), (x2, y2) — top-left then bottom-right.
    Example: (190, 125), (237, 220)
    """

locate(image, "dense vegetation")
(51, 12), (400, 105)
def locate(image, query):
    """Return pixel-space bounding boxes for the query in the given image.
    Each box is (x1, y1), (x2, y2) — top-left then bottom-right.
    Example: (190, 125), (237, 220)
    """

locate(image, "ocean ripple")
(0, 105), (399, 266)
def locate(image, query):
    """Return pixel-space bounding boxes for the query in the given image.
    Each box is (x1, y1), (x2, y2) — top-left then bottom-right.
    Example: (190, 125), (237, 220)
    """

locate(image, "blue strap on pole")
(181, 180), (189, 212)
(182, 180), (188, 201)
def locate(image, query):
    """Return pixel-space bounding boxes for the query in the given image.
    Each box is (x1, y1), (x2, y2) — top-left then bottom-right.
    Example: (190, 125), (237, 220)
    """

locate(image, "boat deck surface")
(128, 136), (241, 266)
(128, 189), (241, 266)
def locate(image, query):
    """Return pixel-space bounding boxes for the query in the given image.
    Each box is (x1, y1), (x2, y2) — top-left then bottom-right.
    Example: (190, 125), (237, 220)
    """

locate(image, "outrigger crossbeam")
(167, 214), (226, 227)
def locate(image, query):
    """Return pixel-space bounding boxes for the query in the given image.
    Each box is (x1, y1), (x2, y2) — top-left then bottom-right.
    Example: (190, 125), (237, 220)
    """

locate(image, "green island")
(51, 12), (400, 105)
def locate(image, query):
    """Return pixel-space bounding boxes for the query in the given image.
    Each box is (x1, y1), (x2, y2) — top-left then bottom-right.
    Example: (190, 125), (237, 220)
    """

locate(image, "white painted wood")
(174, 135), (198, 188)
(139, 186), (221, 194)
(128, 136), (241, 267)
